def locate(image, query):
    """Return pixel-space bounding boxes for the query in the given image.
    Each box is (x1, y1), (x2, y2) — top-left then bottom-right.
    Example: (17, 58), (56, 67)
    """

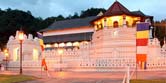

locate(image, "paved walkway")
(1, 70), (166, 83)
(0, 71), (124, 83)
(24, 71), (124, 83)
(19, 78), (122, 83)
(0, 70), (18, 75)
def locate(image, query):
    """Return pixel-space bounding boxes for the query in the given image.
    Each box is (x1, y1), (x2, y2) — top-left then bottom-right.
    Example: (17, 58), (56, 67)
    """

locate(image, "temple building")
(5, 1), (166, 71)
(41, 1), (153, 49)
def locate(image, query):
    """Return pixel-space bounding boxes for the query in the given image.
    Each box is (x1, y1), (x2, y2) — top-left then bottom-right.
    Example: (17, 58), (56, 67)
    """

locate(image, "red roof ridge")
(103, 1), (131, 16)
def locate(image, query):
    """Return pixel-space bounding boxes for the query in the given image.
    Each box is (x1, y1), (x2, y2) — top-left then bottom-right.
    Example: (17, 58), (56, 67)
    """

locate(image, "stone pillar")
(123, 15), (127, 28)
(104, 18), (107, 29)
(149, 26), (153, 39)
(94, 24), (98, 31)
(126, 66), (130, 83)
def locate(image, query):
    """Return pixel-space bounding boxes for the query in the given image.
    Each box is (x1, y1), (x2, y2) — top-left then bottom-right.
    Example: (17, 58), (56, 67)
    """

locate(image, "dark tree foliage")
(38, 15), (65, 33)
(71, 12), (79, 19)
(0, 7), (164, 49)
(66, 14), (73, 20)
(39, 17), (56, 30)
(80, 8), (106, 18)
(0, 8), (71, 49)
(154, 20), (166, 46)
(0, 8), (42, 49)
(56, 15), (65, 21)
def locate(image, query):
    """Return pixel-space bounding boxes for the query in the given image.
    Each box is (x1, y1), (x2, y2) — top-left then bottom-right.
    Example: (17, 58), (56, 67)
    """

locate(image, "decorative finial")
(138, 9), (141, 11)
(97, 11), (103, 16)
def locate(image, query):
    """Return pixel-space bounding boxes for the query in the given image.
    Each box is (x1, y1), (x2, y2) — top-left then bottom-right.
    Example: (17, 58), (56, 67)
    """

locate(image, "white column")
(149, 26), (153, 39)
(94, 25), (98, 31)
(104, 18), (107, 29)
(127, 66), (130, 83)
(123, 15), (127, 28)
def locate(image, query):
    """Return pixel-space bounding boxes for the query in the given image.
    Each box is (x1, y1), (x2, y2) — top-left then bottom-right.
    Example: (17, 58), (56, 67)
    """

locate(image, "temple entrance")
(113, 21), (119, 28)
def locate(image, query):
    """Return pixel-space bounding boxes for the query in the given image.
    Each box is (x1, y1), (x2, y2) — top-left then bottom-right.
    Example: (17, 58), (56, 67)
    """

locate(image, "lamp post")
(5, 49), (9, 70)
(18, 30), (24, 74)
(4, 49), (9, 70)
(58, 48), (63, 71)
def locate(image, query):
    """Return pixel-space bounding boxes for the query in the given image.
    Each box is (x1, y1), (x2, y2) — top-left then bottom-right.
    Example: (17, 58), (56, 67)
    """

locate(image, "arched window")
(113, 21), (119, 28)
(126, 21), (129, 27)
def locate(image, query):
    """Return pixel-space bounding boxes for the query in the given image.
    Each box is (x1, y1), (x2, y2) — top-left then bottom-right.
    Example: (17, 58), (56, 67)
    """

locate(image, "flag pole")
(40, 51), (43, 78)
(136, 24), (138, 79)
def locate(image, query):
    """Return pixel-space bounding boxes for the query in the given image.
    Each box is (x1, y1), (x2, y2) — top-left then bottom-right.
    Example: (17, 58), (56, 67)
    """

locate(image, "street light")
(18, 30), (24, 74)
(58, 48), (63, 71)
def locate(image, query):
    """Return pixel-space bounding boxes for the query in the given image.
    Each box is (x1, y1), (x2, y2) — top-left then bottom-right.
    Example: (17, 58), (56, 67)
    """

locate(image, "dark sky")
(0, 0), (165, 21)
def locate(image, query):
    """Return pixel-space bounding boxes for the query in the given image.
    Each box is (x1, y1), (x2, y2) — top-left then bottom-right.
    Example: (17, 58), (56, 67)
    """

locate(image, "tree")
(71, 12), (79, 19)
(80, 8), (106, 18)
(0, 9), (43, 49)
(0, 7), (165, 49)
(66, 14), (72, 19)
(39, 16), (56, 30)
(27, 10), (32, 15)
(154, 20), (166, 46)
(56, 15), (65, 21)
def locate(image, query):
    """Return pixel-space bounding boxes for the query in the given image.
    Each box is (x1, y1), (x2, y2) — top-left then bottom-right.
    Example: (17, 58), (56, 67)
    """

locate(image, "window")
(33, 48), (39, 61)
(113, 21), (119, 28)
(126, 21), (129, 27)
(13, 47), (19, 61)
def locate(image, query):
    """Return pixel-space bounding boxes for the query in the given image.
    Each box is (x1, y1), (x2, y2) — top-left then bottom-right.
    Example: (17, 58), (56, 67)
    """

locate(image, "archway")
(113, 21), (119, 28)
(126, 21), (129, 27)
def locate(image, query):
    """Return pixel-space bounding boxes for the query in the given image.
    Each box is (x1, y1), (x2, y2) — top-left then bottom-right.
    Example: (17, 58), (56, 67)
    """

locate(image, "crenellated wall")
(7, 31), (42, 62)
(5, 29), (166, 71)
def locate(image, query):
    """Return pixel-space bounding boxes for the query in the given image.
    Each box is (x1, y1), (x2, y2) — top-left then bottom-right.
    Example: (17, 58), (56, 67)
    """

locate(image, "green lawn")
(0, 74), (36, 83)
(131, 79), (166, 83)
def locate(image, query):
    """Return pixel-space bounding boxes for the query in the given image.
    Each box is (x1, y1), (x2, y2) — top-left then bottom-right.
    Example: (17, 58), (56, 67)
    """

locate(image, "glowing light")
(4, 49), (9, 57)
(66, 42), (72, 46)
(33, 48), (39, 61)
(133, 17), (141, 20)
(94, 25), (98, 31)
(13, 48), (19, 61)
(18, 31), (24, 41)
(59, 43), (65, 47)
(4, 49), (8, 53)
(58, 49), (64, 55)
(97, 22), (101, 25)
(45, 44), (51, 48)
(82, 41), (89, 44)
(54, 43), (58, 47)
(113, 31), (118, 36)
(73, 42), (80, 47)
(57, 71), (66, 78)
(111, 16), (121, 21)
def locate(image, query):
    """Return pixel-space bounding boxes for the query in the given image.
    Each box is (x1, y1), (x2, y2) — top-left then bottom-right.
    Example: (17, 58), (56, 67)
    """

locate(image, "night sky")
(0, 0), (165, 21)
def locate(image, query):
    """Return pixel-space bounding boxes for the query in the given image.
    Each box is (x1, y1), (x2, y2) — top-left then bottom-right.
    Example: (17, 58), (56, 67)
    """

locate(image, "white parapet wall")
(6, 29), (166, 71)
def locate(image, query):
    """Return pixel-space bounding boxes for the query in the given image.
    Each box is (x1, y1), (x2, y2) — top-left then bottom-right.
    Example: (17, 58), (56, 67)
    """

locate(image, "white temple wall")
(6, 29), (166, 71)
(7, 31), (42, 69)
(147, 38), (161, 62)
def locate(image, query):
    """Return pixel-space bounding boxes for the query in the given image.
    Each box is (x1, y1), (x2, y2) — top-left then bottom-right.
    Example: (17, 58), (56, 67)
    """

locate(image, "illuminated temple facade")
(6, 1), (166, 71)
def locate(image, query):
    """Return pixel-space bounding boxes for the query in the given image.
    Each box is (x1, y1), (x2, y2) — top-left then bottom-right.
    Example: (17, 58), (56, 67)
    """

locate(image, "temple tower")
(90, 1), (153, 69)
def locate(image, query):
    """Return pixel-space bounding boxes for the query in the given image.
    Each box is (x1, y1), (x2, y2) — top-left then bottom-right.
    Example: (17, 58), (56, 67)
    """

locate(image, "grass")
(0, 74), (37, 83)
(130, 79), (166, 83)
